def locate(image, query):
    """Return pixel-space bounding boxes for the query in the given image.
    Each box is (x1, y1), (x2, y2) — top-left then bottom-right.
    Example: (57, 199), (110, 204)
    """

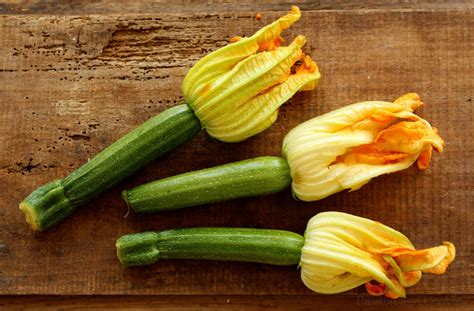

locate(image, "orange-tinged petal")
(365, 281), (386, 296)
(255, 6), (300, 52)
(383, 255), (422, 288)
(393, 93), (423, 110)
(295, 55), (319, 91)
(335, 120), (444, 167)
(423, 242), (456, 274)
(229, 36), (242, 43)
(283, 94), (444, 201)
(258, 35), (283, 51)
(392, 241), (456, 274)
(375, 121), (444, 154)
(300, 212), (455, 299)
(335, 145), (410, 166)
(369, 110), (400, 123)
(417, 147), (432, 170)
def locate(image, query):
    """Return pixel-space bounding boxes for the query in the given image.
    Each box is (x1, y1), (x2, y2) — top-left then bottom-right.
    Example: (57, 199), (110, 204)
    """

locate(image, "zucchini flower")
(182, 6), (320, 142)
(301, 212), (455, 299)
(117, 212), (455, 299)
(123, 94), (444, 215)
(283, 93), (444, 201)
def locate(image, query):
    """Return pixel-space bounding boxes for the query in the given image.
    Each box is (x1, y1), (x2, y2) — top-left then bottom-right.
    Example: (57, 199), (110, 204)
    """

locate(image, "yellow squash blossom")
(283, 93), (444, 201)
(182, 6), (320, 142)
(300, 212), (455, 299)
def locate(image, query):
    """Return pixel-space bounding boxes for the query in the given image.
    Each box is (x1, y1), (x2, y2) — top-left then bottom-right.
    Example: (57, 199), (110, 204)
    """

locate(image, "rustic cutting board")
(0, 4), (472, 303)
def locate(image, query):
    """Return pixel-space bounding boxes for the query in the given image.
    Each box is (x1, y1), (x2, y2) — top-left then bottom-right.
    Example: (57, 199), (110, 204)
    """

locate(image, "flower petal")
(193, 36), (319, 142)
(301, 213), (412, 297)
(283, 94), (444, 201)
(391, 241), (455, 274)
(300, 212), (455, 299)
(182, 6), (320, 143)
(205, 56), (320, 142)
(193, 36), (307, 123)
(383, 255), (422, 287)
(182, 6), (301, 102)
(422, 242), (456, 274)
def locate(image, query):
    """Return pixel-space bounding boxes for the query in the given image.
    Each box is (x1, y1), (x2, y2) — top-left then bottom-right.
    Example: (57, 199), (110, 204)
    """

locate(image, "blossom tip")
(291, 5), (301, 15)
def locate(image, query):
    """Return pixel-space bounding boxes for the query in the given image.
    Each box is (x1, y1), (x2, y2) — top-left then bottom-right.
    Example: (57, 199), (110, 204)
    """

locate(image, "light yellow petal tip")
(283, 94), (443, 202)
(291, 5), (301, 14)
(290, 35), (307, 48)
(250, 6), (301, 52)
(183, 6), (319, 143)
(300, 212), (455, 299)
(394, 93), (423, 111)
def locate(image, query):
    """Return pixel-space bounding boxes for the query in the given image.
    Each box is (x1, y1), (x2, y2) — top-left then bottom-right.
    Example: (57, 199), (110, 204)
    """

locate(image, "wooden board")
(2, 294), (474, 310)
(0, 5), (472, 301)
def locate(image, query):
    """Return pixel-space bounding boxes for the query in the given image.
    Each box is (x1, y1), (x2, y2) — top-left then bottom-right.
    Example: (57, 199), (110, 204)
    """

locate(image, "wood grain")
(2, 295), (474, 311)
(0, 6), (472, 301)
(1, 0), (473, 15)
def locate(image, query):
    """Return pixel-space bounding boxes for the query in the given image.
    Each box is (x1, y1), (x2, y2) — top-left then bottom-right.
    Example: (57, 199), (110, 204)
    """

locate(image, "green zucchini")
(20, 104), (201, 231)
(116, 227), (303, 267)
(122, 156), (291, 213)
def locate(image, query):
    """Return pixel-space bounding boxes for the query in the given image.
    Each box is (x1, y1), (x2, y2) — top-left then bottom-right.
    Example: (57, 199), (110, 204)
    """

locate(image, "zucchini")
(123, 156), (291, 213)
(116, 227), (303, 267)
(20, 104), (201, 231)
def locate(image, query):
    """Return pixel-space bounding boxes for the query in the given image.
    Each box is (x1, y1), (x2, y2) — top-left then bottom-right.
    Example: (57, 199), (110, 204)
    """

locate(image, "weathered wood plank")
(0, 0), (473, 15)
(0, 9), (472, 297)
(2, 295), (474, 311)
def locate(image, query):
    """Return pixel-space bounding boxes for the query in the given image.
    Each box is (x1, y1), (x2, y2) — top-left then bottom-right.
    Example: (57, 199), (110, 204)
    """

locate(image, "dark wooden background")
(0, 0), (472, 309)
